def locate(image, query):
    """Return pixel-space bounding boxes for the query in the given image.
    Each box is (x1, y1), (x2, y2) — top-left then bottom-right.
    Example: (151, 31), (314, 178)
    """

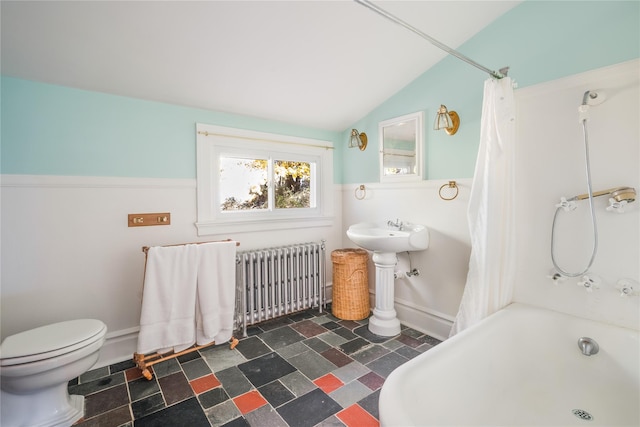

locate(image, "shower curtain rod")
(354, 0), (508, 80)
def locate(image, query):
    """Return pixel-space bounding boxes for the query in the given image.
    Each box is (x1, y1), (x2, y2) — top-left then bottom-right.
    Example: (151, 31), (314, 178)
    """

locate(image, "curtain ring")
(355, 184), (366, 200)
(439, 181), (459, 201)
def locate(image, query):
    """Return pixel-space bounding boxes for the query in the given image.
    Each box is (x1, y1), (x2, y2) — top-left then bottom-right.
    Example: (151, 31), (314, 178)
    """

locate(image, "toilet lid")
(0, 319), (106, 365)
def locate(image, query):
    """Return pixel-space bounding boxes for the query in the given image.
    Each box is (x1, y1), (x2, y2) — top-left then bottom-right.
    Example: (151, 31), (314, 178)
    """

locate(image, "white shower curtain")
(450, 76), (516, 337)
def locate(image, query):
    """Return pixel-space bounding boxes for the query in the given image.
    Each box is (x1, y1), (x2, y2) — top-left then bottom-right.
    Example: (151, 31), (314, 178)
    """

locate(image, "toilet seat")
(0, 319), (107, 366)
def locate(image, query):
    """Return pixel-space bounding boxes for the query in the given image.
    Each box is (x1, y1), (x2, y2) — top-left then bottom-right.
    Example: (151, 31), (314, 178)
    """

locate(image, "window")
(219, 157), (313, 211)
(196, 123), (334, 235)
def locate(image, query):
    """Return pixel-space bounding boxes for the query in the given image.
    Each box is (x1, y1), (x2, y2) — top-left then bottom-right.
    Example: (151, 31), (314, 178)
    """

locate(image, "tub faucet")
(578, 337), (599, 356)
(388, 219), (403, 230)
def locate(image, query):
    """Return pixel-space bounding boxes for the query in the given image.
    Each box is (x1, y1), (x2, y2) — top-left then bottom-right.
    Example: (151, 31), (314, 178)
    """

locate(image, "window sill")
(196, 216), (334, 236)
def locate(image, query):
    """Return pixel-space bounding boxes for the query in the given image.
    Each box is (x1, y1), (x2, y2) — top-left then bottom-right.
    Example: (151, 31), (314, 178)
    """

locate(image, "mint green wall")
(2, 2), (638, 184)
(341, 0), (640, 184)
(1, 77), (341, 180)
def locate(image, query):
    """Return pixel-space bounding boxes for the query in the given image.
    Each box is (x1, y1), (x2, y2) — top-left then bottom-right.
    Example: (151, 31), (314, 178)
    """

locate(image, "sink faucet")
(387, 219), (403, 230)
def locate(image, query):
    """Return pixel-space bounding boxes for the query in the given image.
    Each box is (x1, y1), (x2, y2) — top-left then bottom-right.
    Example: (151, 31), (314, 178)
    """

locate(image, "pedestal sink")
(347, 221), (429, 337)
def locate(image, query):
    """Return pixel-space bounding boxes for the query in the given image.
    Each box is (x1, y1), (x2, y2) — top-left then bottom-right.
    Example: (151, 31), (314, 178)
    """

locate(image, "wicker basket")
(331, 248), (370, 320)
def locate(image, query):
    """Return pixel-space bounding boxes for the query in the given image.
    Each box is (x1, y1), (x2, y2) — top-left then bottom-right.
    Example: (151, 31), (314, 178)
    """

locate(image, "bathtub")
(379, 303), (639, 426)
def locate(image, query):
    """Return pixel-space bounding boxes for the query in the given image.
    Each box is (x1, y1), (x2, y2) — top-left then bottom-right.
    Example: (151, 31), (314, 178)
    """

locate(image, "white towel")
(137, 244), (199, 354)
(195, 241), (237, 345)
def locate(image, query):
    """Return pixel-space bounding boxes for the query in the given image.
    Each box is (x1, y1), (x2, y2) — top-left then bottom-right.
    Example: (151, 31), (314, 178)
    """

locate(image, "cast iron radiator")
(235, 241), (326, 337)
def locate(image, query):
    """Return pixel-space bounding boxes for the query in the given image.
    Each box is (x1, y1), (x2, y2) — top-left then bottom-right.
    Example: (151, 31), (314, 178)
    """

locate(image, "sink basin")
(346, 221), (429, 253)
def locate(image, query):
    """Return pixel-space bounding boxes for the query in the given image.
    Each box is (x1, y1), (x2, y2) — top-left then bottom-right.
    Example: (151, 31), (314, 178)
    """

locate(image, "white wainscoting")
(513, 60), (639, 330)
(1, 174), (343, 368)
(342, 179), (473, 340)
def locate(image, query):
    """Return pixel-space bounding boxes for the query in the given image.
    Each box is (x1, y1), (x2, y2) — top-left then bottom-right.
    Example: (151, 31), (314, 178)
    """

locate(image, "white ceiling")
(1, 1), (520, 132)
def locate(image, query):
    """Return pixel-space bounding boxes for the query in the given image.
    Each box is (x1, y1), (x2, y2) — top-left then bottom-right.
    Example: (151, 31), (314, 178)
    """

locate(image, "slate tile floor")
(69, 307), (441, 427)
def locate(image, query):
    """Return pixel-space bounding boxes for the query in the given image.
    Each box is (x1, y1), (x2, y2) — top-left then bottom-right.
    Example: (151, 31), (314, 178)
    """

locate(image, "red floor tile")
(190, 374), (221, 394)
(337, 404), (379, 427)
(233, 390), (267, 414)
(313, 373), (344, 394)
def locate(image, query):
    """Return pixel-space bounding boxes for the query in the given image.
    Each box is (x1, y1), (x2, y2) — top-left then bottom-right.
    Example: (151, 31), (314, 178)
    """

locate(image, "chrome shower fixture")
(581, 90), (606, 106)
(555, 197), (577, 212)
(606, 198), (628, 213)
(551, 89), (618, 278)
(578, 89), (606, 122)
(577, 274), (601, 293)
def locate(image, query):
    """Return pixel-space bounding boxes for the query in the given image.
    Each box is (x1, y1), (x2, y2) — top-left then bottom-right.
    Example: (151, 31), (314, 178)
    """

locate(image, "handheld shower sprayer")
(564, 186), (636, 214)
(606, 187), (636, 213)
(569, 186), (637, 204)
(609, 187), (636, 203)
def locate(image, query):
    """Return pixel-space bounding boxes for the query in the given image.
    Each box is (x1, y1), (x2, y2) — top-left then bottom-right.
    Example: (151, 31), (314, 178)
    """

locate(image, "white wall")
(0, 175), (344, 366)
(513, 60), (640, 329)
(341, 179), (472, 339)
(339, 60), (640, 341)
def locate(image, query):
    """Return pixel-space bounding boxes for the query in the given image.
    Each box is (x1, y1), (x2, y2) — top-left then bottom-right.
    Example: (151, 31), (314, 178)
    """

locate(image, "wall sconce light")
(433, 105), (460, 135)
(349, 129), (368, 151)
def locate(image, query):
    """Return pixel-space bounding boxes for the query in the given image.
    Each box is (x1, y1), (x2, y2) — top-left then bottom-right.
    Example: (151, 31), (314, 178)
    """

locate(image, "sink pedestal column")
(368, 252), (401, 337)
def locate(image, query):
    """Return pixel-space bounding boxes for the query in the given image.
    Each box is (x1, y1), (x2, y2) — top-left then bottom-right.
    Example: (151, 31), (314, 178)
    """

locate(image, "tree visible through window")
(220, 157), (312, 211)
(274, 160), (311, 209)
(196, 123), (333, 235)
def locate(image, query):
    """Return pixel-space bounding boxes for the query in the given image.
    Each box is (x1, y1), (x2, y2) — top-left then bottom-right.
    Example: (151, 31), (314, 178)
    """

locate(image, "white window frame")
(196, 123), (334, 236)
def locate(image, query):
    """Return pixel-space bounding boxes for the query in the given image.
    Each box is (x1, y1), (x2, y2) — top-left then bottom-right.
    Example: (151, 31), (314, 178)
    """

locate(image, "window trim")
(195, 123), (334, 236)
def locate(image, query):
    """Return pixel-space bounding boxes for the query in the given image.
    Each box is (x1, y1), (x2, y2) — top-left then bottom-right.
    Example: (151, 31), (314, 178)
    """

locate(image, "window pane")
(220, 157), (268, 211)
(274, 160), (312, 209)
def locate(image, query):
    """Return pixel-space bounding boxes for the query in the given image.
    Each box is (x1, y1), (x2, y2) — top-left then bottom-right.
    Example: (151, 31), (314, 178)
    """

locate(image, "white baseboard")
(94, 289), (453, 371)
(393, 297), (453, 341)
(94, 283), (336, 369)
(367, 293), (453, 341)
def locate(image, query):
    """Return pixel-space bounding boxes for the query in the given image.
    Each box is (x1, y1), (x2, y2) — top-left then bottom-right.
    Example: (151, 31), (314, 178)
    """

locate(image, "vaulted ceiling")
(1, 1), (520, 131)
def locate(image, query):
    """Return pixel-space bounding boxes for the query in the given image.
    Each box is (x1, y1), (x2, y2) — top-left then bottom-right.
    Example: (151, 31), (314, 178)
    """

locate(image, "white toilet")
(0, 319), (107, 427)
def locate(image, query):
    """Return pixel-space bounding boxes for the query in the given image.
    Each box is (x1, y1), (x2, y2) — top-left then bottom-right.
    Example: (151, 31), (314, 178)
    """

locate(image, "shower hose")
(550, 117), (598, 277)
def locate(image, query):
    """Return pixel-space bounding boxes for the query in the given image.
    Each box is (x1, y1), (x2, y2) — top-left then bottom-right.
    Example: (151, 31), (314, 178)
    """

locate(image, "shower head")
(581, 90), (606, 106)
(582, 91), (596, 105)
